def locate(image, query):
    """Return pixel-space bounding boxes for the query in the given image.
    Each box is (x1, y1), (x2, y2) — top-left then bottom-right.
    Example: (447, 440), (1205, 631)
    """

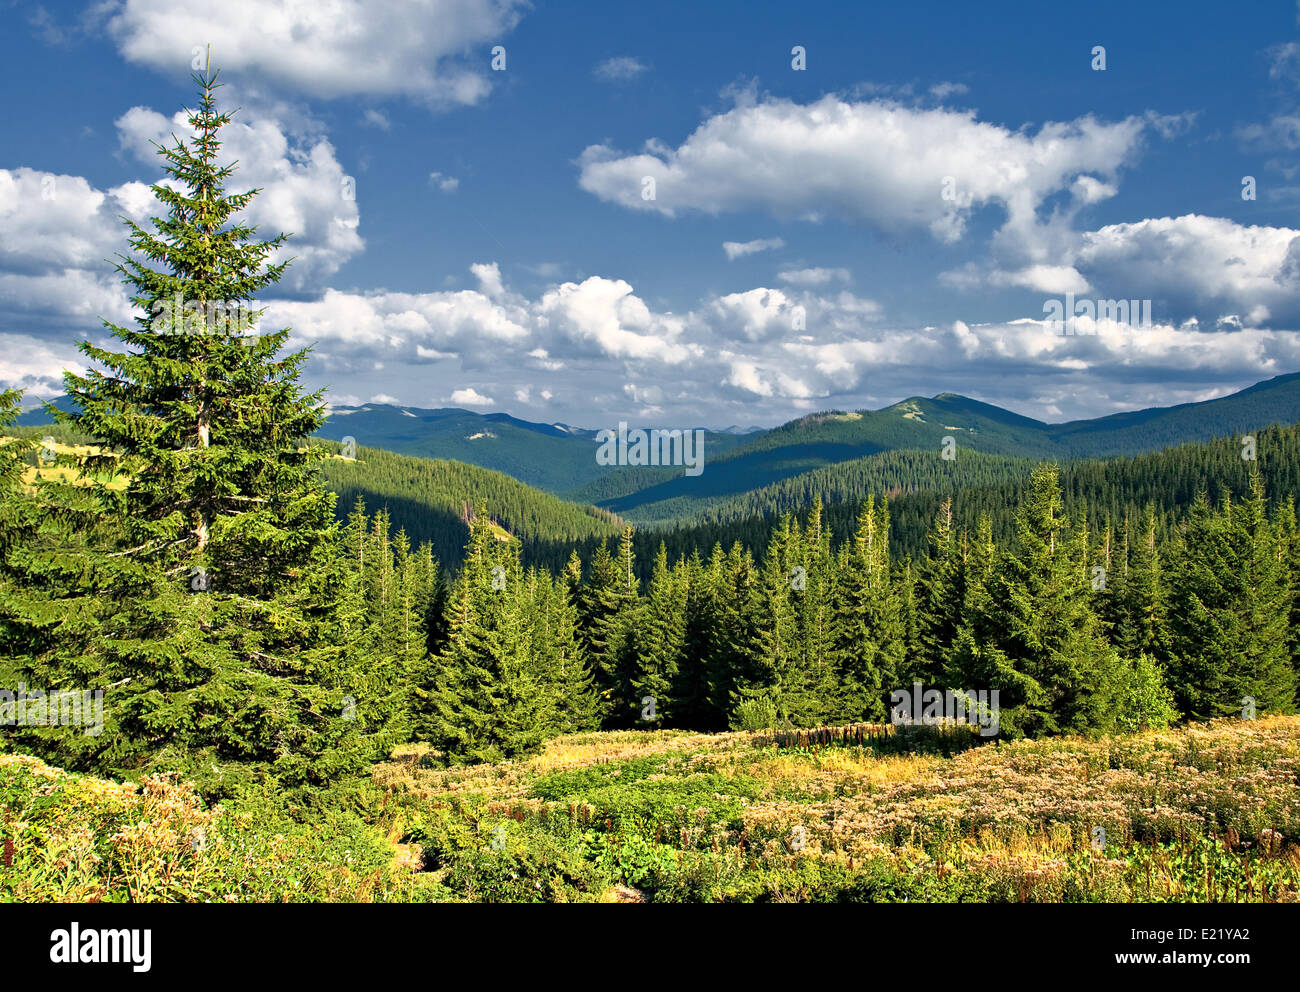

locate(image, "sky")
(2, 0), (1300, 429)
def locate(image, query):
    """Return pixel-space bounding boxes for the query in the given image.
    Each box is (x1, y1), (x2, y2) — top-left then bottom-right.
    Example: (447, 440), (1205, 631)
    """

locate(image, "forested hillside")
(318, 441), (622, 567)
(542, 422), (1300, 582)
(566, 377), (1300, 521)
(25, 375), (1300, 515)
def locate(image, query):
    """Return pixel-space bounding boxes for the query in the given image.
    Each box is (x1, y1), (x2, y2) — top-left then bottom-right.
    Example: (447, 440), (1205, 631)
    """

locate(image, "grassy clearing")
(4, 716), (1300, 902)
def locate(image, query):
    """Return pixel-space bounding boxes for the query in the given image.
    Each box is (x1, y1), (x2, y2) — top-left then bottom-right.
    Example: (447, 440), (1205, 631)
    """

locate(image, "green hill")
(318, 442), (623, 568)
(588, 374), (1300, 521)
(314, 404), (751, 493)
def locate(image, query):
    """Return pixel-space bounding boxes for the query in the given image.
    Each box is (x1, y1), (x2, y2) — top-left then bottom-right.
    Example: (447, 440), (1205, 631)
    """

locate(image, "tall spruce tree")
(674, 548), (722, 729)
(955, 466), (1123, 736)
(731, 517), (798, 728)
(420, 507), (547, 762)
(1168, 474), (1296, 717)
(631, 544), (686, 727)
(791, 497), (835, 725)
(52, 65), (381, 794)
(829, 496), (905, 722)
(914, 497), (964, 685)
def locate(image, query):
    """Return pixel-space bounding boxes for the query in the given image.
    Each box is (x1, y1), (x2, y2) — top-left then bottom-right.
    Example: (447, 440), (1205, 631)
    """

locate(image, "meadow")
(5, 715), (1298, 903)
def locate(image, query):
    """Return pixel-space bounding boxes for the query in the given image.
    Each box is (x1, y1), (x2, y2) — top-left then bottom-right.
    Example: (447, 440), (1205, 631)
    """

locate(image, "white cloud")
(594, 56), (648, 82)
(537, 277), (695, 363)
(0, 332), (83, 395)
(0, 168), (149, 273)
(471, 261), (505, 299)
(578, 94), (1148, 253)
(429, 171), (460, 192)
(105, 0), (528, 107)
(723, 237), (785, 260)
(448, 387), (495, 406)
(1072, 214), (1300, 324)
(778, 267), (851, 286)
(929, 82), (968, 99)
(361, 109), (392, 130)
(989, 264), (1092, 295)
(115, 105), (363, 291)
(1071, 175), (1118, 204)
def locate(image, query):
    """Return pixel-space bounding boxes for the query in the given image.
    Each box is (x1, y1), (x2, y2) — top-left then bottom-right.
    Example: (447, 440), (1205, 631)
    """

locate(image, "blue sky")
(3, 0), (1300, 429)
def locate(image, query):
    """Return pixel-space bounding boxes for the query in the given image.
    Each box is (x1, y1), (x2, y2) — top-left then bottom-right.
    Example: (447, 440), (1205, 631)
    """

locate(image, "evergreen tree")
(791, 497), (835, 725)
(914, 497), (964, 684)
(956, 465), (1123, 737)
(1167, 474), (1296, 717)
(528, 568), (599, 734)
(631, 544), (686, 727)
(673, 548), (722, 729)
(420, 507), (546, 762)
(44, 66), (383, 793)
(829, 496), (905, 722)
(731, 518), (798, 728)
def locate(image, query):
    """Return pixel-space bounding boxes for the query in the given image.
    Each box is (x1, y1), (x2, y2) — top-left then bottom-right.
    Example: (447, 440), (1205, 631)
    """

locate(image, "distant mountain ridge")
(17, 373), (1300, 516)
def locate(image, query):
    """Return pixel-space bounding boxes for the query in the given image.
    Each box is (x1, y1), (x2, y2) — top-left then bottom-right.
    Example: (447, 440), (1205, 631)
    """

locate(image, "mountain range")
(18, 371), (1300, 526)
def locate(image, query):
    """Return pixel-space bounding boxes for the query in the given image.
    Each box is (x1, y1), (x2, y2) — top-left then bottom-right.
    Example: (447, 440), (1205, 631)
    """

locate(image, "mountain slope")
(314, 403), (752, 492)
(1046, 371), (1300, 455)
(586, 373), (1300, 520)
(17, 373), (1300, 524)
(318, 441), (623, 567)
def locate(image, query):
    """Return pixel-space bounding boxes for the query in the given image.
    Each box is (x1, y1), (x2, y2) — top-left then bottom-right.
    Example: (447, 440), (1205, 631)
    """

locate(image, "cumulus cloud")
(6, 248), (1299, 428)
(114, 105), (363, 293)
(989, 264), (1092, 295)
(1072, 214), (1300, 325)
(448, 387), (495, 406)
(723, 237), (784, 260)
(537, 277), (695, 363)
(104, 0), (528, 107)
(578, 94), (1148, 253)
(0, 168), (150, 275)
(0, 169), (143, 341)
(0, 332), (84, 396)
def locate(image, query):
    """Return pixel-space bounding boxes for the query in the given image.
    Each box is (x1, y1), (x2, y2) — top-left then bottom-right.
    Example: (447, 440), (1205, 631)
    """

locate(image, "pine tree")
(0, 390), (127, 772)
(577, 533), (639, 725)
(1276, 497), (1300, 703)
(46, 65), (381, 793)
(731, 518), (798, 728)
(674, 548), (721, 729)
(712, 542), (761, 727)
(1168, 473), (1296, 717)
(631, 544), (686, 727)
(420, 507), (547, 762)
(791, 497), (835, 725)
(956, 466), (1123, 736)
(829, 496), (905, 722)
(1106, 507), (1172, 661)
(528, 568), (599, 734)
(914, 497), (964, 684)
